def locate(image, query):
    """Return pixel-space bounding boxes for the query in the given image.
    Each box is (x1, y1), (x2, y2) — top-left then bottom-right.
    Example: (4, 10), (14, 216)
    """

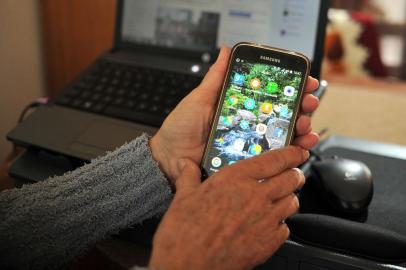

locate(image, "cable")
(12, 97), (49, 152)
(17, 97), (49, 123)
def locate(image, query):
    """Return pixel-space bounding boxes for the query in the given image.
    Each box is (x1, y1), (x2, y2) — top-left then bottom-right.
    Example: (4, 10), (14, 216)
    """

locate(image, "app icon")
(256, 123), (267, 135)
(261, 102), (273, 114)
(211, 157), (222, 168)
(248, 144), (262, 155)
(273, 127), (284, 138)
(279, 106), (290, 118)
(233, 73), (245, 86)
(233, 138), (246, 152)
(228, 95), (238, 106)
(273, 104), (281, 113)
(223, 116), (233, 127)
(239, 120), (250, 130)
(215, 137), (225, 145)
(267, 81), (279, 94)
(244, 98), (256, 110)
(284, 86), (295, 97)
(250, 78), (261, 89)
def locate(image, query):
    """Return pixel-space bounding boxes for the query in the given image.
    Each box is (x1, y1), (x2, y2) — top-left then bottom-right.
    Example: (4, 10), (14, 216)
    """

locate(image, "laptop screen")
(121, 0), (321, 61)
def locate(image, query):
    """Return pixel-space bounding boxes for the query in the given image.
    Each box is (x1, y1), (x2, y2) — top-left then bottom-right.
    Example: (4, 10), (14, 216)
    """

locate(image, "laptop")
(7, 0), (329, 161)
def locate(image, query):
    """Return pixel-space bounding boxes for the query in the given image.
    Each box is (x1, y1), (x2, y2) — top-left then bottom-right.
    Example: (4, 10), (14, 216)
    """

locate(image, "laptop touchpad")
(70, 121), (143, 158)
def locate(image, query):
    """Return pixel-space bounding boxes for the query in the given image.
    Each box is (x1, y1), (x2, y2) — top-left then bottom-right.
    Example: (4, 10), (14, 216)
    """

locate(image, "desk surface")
(313, 77), (406, 146)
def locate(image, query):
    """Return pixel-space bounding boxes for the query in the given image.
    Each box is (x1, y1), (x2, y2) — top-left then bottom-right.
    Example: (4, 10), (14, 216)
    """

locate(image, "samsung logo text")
(260, 56), (281, 63)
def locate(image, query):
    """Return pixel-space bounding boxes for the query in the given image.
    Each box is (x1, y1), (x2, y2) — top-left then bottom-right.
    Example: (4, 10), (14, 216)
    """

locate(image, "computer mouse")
(311, 157), (373, 215)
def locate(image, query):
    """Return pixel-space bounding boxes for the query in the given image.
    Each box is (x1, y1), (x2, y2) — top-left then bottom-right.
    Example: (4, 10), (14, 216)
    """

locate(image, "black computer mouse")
(311, 157), (373, 215)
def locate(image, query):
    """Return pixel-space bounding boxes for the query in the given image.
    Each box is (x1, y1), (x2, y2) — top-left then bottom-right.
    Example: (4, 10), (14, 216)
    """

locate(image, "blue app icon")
(273, 127), (284, 138)
(223, 116), (233, 127)
(280, 106), (290, 118)
(233, 73), (245, 86)
(244, 98), (256, 110)
(239, 120), (250, 130)
(248, 144), (262, 156)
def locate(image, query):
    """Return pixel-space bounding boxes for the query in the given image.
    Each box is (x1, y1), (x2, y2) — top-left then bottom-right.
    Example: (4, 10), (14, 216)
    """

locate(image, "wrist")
(149, 135), (175, 185)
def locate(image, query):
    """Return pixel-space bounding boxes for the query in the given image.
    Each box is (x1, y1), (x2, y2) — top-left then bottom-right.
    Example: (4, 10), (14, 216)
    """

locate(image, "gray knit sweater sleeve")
(0, 134), (173, 270)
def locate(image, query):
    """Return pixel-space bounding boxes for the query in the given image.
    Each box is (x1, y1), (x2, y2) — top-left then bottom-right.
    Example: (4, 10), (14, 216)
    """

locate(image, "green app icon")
(267, 81), (279, 94)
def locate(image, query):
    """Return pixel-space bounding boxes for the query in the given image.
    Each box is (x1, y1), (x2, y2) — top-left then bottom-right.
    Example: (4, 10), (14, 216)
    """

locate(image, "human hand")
(149, 146), (308, 270)
(150, 47), (320, 184)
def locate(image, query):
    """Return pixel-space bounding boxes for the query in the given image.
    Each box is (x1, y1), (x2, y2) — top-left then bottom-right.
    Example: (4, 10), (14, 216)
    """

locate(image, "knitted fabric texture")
(0, 134), (173, 269)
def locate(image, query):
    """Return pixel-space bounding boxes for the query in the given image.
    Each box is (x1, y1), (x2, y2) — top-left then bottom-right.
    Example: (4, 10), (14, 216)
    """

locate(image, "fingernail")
(293, 168), (306, 189)
(178, 158), (187, 171)
(302, 150), (310, 160)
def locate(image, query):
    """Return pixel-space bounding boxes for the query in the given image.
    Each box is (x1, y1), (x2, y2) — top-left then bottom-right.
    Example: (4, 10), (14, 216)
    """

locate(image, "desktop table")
(312, 75), (406, 145)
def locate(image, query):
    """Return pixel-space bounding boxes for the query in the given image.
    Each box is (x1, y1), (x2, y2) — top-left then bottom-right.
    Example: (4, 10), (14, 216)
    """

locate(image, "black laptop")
(7, 0), (329, 161)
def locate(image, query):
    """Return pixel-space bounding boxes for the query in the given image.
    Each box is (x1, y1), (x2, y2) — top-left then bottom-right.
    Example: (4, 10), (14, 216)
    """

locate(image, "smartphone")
(201, 42), (311, 178)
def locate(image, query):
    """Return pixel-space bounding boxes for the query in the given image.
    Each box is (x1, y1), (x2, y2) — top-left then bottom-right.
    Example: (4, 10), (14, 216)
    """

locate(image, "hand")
(150, 47), (320, 184)
(149, 146), (308, 270)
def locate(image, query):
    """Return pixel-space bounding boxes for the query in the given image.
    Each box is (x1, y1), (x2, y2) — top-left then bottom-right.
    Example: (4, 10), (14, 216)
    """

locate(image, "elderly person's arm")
(0, 134), (173, 270)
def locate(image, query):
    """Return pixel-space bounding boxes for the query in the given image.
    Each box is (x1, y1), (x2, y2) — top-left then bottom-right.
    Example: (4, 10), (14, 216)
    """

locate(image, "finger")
(295, 115), (312, 136)
(275, 223), (290, 244)
(292, 132), (320, 150)
(268, 223), (290, 247)
(301, 93), (319, 114)
(175, 159), (202, 192)
(249, 223), (290, 266)
(304, 76), (319, 93)
(231, 146), (309, 180)
(272, 194), (300, 221)
(239, 222), (290, 267)
(262, 168), (305, 201)
(196, 47), (231, 102)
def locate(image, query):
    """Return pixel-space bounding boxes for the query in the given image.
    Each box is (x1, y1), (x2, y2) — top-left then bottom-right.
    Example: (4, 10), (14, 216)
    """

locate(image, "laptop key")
(102, 95), (113, 103)
(117, 89), (126, 96)
(105, 87), (115, 94)
(113, 97), (124, 106)
(91, 102), (107, 113)
(81, 101), (94, 110)
(156, 86), (165, 94)
(152, 95), (162, 102)
(136, 102), (148, 111)
(94, 84), (104, 92)
(71, 99), (84, 108)
(127, 90), (138, 98)
(124, 100), (135, 109)
(90, 93), (102, 101)
(101, 77), (109, 84)
(80, 91), (92, 99)
(140, 93), (149, 100)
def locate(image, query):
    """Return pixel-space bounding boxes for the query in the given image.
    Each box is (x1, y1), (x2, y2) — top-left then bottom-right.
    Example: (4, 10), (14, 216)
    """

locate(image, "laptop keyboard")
(56, 60), (202, 127)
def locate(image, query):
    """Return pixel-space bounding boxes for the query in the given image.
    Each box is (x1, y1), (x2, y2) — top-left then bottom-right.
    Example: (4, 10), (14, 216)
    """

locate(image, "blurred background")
(325, 0), (406, 80)
(1, 0), (406, 162)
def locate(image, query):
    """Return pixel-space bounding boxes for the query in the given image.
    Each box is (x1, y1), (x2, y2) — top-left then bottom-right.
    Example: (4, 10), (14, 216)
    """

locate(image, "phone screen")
(202, 47), (308, 176)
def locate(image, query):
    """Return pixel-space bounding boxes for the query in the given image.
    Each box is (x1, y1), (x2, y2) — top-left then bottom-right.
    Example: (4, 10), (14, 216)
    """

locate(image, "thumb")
(196, 46), (231, 103)
(175, 159), (202, 192)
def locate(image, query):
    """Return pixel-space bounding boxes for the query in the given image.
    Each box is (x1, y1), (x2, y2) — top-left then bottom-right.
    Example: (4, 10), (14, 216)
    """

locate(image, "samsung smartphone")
(201, 42), (310, 178)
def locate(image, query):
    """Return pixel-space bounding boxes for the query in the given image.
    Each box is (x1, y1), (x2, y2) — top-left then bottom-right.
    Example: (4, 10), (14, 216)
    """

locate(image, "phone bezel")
(201, 42), (311, 178)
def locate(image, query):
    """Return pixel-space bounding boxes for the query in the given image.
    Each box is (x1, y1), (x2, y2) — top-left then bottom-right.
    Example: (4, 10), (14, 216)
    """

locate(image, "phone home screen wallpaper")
(205, 59), (303, 174)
